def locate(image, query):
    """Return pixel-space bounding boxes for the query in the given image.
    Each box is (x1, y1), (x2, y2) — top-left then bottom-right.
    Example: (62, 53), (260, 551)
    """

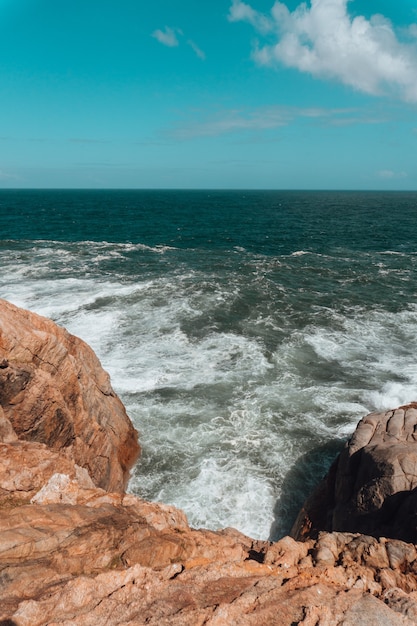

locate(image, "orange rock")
(0, 440), (92, 506)
(0, 298), (139, 491)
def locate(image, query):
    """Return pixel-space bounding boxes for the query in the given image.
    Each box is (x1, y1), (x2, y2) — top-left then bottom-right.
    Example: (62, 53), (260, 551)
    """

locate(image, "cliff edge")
(0, 298), (139, 493)
(1, 299), (417, 625)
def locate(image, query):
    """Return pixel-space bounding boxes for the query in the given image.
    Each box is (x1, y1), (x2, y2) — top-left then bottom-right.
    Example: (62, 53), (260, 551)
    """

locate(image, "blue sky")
(1, 0), (417, 189)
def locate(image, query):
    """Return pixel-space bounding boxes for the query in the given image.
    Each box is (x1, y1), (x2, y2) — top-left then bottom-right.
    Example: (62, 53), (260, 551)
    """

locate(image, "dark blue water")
(1, 189), (417, 539)
(1, 189), (416, 252)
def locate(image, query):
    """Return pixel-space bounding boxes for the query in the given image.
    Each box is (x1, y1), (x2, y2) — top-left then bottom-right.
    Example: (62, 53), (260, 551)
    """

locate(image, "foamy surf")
(2, 190), (417, 540)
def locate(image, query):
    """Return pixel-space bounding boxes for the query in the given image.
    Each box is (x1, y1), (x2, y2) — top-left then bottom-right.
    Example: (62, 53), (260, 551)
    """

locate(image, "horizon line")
(0, 187), (416, 193)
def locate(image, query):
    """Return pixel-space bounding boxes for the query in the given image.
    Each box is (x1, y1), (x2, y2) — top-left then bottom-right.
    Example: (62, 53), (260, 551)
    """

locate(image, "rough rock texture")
(4, 468), (417, 626)
(2, 300), (417, 625)
(4, 484), (417, 625)
(0, 298), (139, 492)
(292, 404), (417, 544)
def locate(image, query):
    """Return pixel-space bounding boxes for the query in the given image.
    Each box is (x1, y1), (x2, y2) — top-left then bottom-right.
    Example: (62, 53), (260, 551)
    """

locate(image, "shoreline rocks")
(2, 299), (417, 625)
(292, 404), (417, 545)
(0, 298), (139, 492)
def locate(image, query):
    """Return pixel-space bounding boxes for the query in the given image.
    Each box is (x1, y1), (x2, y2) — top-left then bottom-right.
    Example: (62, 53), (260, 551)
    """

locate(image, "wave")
(2, 238), (417, 539)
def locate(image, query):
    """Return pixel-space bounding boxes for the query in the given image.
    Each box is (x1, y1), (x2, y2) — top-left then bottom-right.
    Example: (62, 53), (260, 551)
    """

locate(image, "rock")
(0, 298), (139, 491)
(383, 588), (417, 622)
(6, 518), (416, 626)
(2, 469), (416, 623)
(292, 404), (417, 544)
(0, 440), (93, 506)
(2, 299), (417, 625)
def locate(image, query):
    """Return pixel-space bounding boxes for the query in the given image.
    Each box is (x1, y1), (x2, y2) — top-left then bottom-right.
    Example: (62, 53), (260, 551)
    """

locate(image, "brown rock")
(3, 477), (417, 626)
(0, 298), (139, 491)
(383, 588), (417, 622)
(0, 441), (96, 506)
(292, 404), (417, 543)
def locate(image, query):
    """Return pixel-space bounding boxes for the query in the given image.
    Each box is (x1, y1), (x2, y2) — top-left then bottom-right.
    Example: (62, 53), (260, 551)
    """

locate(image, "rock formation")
(2, 299), (417, 625)
(292, 404), (417, 544)
(0, 298), (139, 492)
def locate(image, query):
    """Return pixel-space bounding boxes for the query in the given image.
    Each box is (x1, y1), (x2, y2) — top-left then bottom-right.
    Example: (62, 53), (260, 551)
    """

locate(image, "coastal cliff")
(1, 299), (417, 625)
(292, 404), (417, 545)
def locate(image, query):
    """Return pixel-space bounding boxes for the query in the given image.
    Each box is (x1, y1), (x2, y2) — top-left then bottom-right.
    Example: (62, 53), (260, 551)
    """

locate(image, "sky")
(1, 0), (417, 189)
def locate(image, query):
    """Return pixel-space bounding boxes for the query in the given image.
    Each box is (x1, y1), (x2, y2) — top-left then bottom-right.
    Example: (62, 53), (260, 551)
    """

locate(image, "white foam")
(157, 457), (275, 538)
(364, 382), (417, 412)
(381, 250), (415, 256)
(302, 309), (417, 413)
(3, 240), (417, 540)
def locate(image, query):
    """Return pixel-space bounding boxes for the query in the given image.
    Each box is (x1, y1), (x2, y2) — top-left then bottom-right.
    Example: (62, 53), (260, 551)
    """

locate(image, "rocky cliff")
(292, 404), (417, 545)
(1, 299), (417, 625)
(0, 298), (139, 493)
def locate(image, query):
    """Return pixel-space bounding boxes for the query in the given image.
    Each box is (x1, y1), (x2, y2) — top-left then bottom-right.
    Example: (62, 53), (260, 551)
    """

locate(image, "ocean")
(1, 189), (417, 540)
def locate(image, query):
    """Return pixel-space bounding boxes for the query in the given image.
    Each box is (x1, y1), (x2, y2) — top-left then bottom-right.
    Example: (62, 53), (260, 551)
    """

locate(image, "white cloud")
(378, 169), (408, 180)
(409, 24), (417, 39)
(173, 108), (289, 139)
(229, 0), (417, 103)
(169, 105), (379, 139)
(229, 0), (272, 33)
(187, 40), (206, 60)
(69, 138), (111, 144)
(0, 169), (18, 180)
(152, 27), (206, 59)
(152, 26), (181, 47)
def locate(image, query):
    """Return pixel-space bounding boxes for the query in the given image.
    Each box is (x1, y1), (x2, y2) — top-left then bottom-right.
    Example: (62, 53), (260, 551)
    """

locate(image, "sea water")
(1, 189), (417, 540)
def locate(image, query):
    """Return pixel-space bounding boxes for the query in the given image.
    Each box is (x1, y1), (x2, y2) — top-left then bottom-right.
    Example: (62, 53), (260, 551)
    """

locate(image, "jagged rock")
(0, 298), (139, 491)
(292, 404), (417, 544)
(4, 499), (417, 626)
(0, 440), (94, 506)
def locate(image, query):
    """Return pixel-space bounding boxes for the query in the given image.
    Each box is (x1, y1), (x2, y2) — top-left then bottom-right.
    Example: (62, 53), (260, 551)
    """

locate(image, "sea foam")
(2, 191), (417, 540)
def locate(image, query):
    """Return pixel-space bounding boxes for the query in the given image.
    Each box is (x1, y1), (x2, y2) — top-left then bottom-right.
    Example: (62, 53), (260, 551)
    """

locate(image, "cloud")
(187, 40), (206, 60)
(228, 0), (272, 33)
(409, 24), (417, 39)
(174, 108), (288, 138)
(378, 169), (408, 180)
(152, 26), (181, 47)
(228, 0), (417, 103)
(69, 138), (111, 144)
(169, 105), (380, 139)
(152, 27), (206, 59)
(0, 169), (18, 180)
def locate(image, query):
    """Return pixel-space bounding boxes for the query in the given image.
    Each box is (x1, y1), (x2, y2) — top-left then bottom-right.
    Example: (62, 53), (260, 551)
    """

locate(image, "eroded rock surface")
(3, 485), (417, 626)
(2, 299), (417, 625)
(293, 404), (417, 544)
(0, 298), (139, 491)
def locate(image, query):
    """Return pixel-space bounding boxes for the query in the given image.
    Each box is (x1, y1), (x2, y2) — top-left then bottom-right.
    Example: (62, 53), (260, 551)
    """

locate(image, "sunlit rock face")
(2, 299), (417, 626)
(0, 298), (140, 492)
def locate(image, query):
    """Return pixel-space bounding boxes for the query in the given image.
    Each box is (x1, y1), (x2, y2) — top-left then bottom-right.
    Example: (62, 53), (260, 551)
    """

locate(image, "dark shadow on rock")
(330, 486), (417, 544)
(376, 487), (417, 543)
(269, 438), (346, 542)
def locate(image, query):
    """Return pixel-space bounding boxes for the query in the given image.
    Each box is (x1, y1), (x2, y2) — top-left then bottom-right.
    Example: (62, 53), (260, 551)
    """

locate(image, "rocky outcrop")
(292, 404), (417, 544)
(4, 481), (417, 625)
(0, 298), (139, 492)
(2, 299), (417, 625)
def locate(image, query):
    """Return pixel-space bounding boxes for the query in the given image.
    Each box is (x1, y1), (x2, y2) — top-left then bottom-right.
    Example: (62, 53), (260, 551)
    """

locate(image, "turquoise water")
(1, 189), (417, 539)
